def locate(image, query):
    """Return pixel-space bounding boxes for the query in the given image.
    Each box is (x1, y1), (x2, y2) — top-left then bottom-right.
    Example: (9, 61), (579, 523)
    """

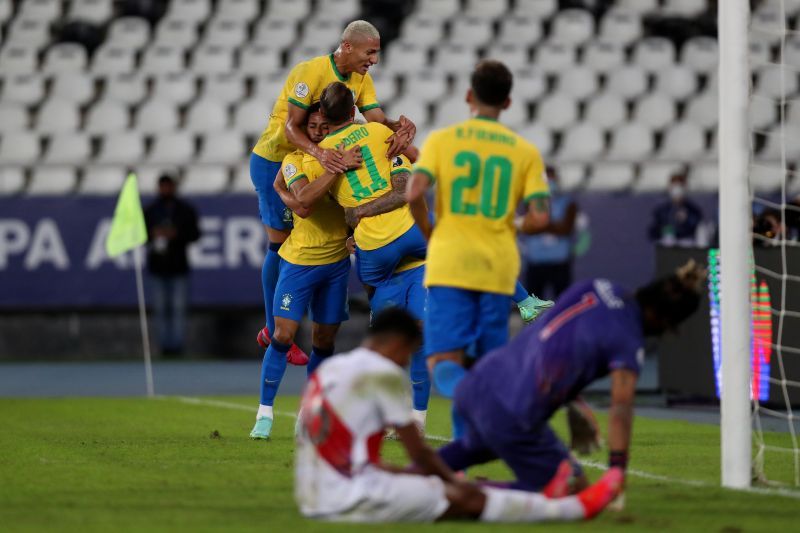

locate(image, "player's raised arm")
(607, 369), (637, 479)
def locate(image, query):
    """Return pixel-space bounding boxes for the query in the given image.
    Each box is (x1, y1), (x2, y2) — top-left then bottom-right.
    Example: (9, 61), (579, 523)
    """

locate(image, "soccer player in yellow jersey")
(249, 20), (415, 363)
(250, 104), (351, 440)
(406, 61), (551, 426)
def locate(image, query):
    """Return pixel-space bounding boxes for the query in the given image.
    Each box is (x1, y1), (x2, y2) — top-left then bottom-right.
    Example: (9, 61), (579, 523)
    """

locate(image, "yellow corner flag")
(105, 173), (147, 257)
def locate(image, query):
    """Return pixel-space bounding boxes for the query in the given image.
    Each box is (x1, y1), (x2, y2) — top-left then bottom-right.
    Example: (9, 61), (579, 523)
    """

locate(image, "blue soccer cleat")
(517, 295), (554, 324)
(250, 416), (273, 440)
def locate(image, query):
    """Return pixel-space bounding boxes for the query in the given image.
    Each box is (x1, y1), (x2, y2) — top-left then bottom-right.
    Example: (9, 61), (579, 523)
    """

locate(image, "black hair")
(320, 81), (354, 124)
(368, 308), (422, 345)
(471, 59), (513, 107)
(158, 174), (175, 185)
(635, 274), (702, 331)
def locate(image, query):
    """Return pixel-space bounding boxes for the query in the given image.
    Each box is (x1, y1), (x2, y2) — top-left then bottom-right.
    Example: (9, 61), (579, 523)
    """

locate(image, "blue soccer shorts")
(250, 152), (293, 230)
(370, 265), (426, 320)
(355, 224), (427, 286)
(425, 286), (509, 357)
(272, 257), (350, 324)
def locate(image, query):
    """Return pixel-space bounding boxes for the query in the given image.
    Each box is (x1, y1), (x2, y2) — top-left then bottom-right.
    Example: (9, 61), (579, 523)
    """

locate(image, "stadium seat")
(449, 17), (494, 47)
(635, 161), (684, 192)
(759, 0), (800, 16)
(755, 66), (799, 99)
(165, 0), (212, 23)
(79, 165), (127, 195)
(233, 98), (271, 136)
(198, 132), (245, 165)
(108, 17), (151, 50)
(605, 65), (649, 100)
(316, 0), (359, 22)
(402, 70), (447, 104)
(535, 94), (578, 130)
(202, 74), (246, 105)
(550, 9), (594, 46)
(598, 8), (643, 46)
(502, 97), (530, 129)
(682, 36), (718, 74)
(535, 43), (576, 74)
(607, 123), (654, 161)
(202, 19), (247, 49)
(0, 132), (40, 165)
(615, 0), (659, 14)
(512, 70), (546, 101)
(496, 18), (542, 47)
(559, 123), (605, 162)
(91, 45), (136, 76)
(18, 0), (59, 22)
(252, 19), (299, 47)
(263, 0), (311, 22)
(146, 132), (195, 165)
(585, 93), (627, 129)
(66, 0), (114, 25)
(658, 122), (706, 161)
(633, 93), (677, 130)
(587, 162), (635, 191)
(135, 100), (180, 134)
(6, 18), (50, 49)
(750, 163), (788, 192)
(484, 44), (530, 71)
(434, 98), (468, 128)
(191, 45), (234, 75)
(465, 0), (508, 18)
(185, 98), (229, 133)
(0, 0), (11, 25)
(216, 0), (261, 22)
(231, 163), (254, 193)
(44, 133), (91, 165)
(287, 45), (331, 71)
(513, 0), (557, 19)
(27, 166), (77, 195)
(383, 41), (428, 73)
(633, 37), (676, 72)
(684, 91), (718, 129)
(96, 132), (145, 165)
(0, 166), (26, 195)
(36, 99), (80, 135)
(85, 99), (130, 134)
(153, 19), (198, 50)
(301, 19), (345, 51)
(432, 44), (477, 74)
(50, 73), (95, 105)
(517, 124), (553, 156)
(750, 9), (782, 48)
(758, 126), (800, 160)
(582, 41), (625, 72)
(662, 0), (708, 17)
(386, 98), (429, 127)
(555, 67), (598, 100)
(416, 0), (460, 19)
(750, 95), (778, 130)
(151, 72), (197, 106)
(140, 46), (185, 75)
(0, 46), (37, 74)
(135, 165), (180, 193)
(654, 65), (698, 101)
(102, 73), (146, 105)
(557, 163), (586, 191)
(785, 100), (800, 126)
(253, 73), (287, 103)
(371, 74), (398, 104)
(182, 165), (230, 194)
(399, 16), (445, 48)
(750, 41), (771, 67)
(689, 162), (718, 191)
(42, 44), (88, 74)
(0, 74), (45, 106)
(239, 44), (282, 75)
(0, 104), (28, 132)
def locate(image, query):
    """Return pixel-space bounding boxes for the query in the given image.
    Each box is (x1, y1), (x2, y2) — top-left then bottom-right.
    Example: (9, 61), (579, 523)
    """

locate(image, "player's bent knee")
(272, 324), (296, 345)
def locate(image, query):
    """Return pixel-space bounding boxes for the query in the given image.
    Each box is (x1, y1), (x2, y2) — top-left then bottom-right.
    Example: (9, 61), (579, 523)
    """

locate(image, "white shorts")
(306, 467), (450, 523)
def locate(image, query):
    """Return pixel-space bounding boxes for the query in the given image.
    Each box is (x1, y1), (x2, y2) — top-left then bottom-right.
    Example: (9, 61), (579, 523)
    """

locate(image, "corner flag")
(105, 173), (147, 257)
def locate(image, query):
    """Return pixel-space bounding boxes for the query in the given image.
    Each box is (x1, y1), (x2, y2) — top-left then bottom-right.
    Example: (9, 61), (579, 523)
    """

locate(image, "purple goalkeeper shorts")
(438, 377), (583, 492)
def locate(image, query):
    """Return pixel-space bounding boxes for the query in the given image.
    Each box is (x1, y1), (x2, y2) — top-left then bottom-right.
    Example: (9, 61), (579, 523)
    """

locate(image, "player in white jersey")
(294, 308), (623, 523)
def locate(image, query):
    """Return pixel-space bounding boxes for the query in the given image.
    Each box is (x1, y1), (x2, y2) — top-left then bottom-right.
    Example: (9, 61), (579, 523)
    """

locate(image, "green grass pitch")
(1, 396), (797, 532)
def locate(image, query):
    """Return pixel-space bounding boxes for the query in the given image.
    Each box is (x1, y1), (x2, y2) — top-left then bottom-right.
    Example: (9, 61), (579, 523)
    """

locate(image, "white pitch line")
(163, 395), (800, 500)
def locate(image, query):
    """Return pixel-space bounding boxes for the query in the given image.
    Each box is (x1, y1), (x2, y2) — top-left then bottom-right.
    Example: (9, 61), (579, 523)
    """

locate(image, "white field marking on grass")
(164, 395), (800, 500)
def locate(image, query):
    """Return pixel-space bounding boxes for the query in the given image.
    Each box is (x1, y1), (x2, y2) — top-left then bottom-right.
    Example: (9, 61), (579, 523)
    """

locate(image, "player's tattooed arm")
(274, 170), (312, 218)
(343, 170), (410, 228)
(516, 195), (551, 234)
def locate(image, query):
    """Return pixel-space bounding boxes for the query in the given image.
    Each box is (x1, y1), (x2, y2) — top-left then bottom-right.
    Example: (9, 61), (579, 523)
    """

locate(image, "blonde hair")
(341, 20), (380, 43)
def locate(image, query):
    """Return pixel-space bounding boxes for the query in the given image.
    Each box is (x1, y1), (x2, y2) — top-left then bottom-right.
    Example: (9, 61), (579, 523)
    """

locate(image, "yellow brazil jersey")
(414, 116), (549, 295)
(278, 150), (350, 266)
(252, 54), (380, 163)
(303, 122), (414, 251)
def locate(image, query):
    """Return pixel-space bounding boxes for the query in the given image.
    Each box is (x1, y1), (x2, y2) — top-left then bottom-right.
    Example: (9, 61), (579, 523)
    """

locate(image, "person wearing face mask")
(647, 172), (704, 247)
(518, 166), (579, 300)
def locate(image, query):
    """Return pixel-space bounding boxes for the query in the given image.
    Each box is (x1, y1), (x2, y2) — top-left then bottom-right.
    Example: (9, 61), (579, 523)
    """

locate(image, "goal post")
(718, 0), (753, 489)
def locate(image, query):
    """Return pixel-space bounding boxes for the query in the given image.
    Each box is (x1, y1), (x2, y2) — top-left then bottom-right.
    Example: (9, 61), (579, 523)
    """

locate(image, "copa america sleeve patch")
(283, 163), (298, 178)
(294, 82), (309, 98)
(392, 156), (403, 167)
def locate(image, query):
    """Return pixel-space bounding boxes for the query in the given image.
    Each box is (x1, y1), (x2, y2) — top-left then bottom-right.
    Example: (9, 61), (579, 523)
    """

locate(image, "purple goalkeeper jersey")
(463, 279), (644, 425)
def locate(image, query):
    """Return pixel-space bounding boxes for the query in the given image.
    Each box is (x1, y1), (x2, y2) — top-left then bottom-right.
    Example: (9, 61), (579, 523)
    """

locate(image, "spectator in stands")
(145, 175), (201, 356)
(519, 166), (578, 300)
(648, 171), (704, 247)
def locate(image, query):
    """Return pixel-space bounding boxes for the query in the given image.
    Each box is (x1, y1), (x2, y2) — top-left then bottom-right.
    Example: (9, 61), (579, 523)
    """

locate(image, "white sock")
(257, 404), (273, 419)
(480, 487), (584, 523)
(412, 409), (427, 428)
